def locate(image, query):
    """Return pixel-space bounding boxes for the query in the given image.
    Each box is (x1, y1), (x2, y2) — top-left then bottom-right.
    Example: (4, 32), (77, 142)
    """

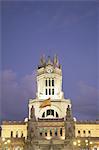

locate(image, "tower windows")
(52, 89), (54, 95)
(52, 79), (54, 86)
(49, 89), (51, 95)
(45, 79), (47, 87)
(45, 89), (47, 95)
(49, 79), (51, 86)
(45, 78), (55, 95)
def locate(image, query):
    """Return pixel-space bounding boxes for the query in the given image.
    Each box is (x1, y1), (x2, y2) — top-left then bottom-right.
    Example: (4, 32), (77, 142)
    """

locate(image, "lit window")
(52, 79), (54, 86)
(52, 89), (54, 95)
(45, 89), (47, 95)
(49, 89), (51, 95)
(45, 79), (47, 87)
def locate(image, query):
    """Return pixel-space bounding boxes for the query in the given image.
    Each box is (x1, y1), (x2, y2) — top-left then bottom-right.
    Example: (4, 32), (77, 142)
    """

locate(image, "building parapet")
(2, 121), (27, 125)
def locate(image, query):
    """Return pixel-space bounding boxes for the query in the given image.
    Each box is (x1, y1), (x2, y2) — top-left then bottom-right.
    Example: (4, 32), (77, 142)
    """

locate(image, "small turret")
(53, 54), (59, 67)
(47, 56), (53, 65)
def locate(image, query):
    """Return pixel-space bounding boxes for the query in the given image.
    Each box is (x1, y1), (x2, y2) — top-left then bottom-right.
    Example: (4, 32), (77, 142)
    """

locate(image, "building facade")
(0, 56), (99, 150)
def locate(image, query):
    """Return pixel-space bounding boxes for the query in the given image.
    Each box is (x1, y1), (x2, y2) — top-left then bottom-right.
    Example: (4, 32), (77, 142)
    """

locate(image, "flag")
(39, 98), (51, 108)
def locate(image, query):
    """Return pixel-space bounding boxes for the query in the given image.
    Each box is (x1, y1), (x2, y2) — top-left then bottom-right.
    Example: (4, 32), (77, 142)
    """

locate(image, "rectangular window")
(60, 128), (62, 136)
(51, 110), (54, 116)
(50, 130), (52, 136)
(52, 79), (54, 86)
(45, 89), (47, 95)
(11, 131), (13, 137)
(55, 128), (57, 136)
(52, 89), (54, 95)
(49, 89), (51, 95)
(47, 110), (50, 116)
(45, 79), (47, 87)
(49, 79), (51, 86)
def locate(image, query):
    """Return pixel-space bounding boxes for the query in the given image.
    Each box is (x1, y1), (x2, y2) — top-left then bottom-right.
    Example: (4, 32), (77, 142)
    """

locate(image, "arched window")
(21, 131), (23, 137)
(16, 131), (18, 138)
(46, 109), (54, 116)
(42, 112), (45, 118)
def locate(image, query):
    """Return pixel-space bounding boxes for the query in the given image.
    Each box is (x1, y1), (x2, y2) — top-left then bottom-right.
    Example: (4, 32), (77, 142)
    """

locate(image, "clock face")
(47, 68), (53, 73)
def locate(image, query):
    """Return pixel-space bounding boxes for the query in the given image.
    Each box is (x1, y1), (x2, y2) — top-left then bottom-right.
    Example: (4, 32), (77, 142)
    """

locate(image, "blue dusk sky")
(0, 1), (99, 122)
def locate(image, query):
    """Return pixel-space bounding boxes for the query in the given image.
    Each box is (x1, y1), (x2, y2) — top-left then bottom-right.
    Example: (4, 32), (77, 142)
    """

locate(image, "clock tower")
(28, 55), (71, 120)
(37, 55), (63, 100)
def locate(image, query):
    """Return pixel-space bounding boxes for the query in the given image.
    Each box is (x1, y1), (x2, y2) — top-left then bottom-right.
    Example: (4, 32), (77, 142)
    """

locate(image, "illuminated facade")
(0, 56), (99, 150)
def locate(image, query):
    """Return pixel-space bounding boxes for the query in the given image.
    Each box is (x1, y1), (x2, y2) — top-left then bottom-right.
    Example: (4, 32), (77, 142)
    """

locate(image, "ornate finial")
(53, 54), (59, 67)
(47, 56), (52, 65)
(40, 55), (46, 67)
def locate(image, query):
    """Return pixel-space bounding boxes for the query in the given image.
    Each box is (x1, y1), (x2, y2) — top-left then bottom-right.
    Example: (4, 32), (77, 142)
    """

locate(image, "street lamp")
(73, 138), (93, 150)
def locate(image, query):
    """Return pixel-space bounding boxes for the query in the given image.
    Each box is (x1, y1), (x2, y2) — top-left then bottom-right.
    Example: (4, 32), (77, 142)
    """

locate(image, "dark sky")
(0, 1), (99, 122)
